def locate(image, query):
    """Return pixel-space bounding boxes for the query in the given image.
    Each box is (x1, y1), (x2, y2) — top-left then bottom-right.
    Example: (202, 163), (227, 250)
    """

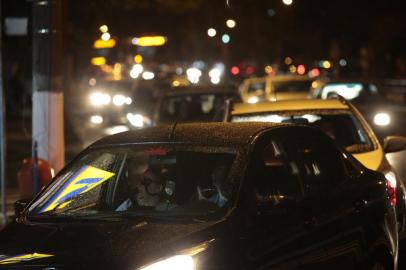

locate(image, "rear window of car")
(272, 80), (313, 93)
(321, 83), (379, 100)
(159, 93), (237, 123)
(232, 110), (374, 153)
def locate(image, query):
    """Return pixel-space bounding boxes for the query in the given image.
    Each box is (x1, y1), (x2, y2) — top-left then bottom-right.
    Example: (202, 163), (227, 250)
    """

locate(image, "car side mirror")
(14, 198), (32, 218)
(383, 136), (406, 153)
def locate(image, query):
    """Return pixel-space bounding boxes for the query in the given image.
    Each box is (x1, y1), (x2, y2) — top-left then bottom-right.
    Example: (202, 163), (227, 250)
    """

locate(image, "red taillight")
(386, 178), (397, 207)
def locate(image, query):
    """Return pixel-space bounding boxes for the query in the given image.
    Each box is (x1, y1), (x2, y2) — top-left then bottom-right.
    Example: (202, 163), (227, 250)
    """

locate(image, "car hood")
(0, 217), (220, 269)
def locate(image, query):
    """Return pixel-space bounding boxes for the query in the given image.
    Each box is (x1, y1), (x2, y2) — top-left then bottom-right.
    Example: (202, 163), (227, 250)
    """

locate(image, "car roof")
(245, 75), (314, 82)
(164, 85), (237, 96)
(90, 122), (290, 148)
(323, 79), (379, 86)
(232, 99), (349, 115)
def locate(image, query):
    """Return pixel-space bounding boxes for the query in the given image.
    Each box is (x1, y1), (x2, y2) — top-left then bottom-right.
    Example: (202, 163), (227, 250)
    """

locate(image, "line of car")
(1, 75), (406, 269)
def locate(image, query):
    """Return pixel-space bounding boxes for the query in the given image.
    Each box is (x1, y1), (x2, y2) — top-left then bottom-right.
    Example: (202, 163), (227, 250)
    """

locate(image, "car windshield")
(159, 93), (236, 123)
(28, 145), (238, 221)
(321, 83), (379, 101)
(232, 110), (373, 153)
(272, 80), (313, 93)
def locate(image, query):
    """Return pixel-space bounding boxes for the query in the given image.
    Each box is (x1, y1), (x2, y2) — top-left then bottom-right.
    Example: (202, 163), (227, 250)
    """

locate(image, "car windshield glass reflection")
(321, 83), (379, 101)
(28, 146), (237, 220)
(160, 93), (234, 123)
(273, 81), (313, 93)
(233, 110), (373, 153)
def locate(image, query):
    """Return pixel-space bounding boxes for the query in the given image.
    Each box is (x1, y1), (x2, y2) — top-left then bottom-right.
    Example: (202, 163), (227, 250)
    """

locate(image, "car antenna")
(169, 121), (178, 141)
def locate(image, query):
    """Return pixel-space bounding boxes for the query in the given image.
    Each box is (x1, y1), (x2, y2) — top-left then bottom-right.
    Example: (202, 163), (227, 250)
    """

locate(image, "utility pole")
(32, 0), (64, 175)
(0, 0), (7, 226)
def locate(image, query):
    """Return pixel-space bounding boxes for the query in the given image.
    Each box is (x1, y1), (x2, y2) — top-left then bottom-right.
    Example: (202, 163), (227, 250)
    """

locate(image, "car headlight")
(374, 112), (391, 126)
(90, 114), (103, 124)
(247, 96), (259, 104)
(126, 113), (150, 127)
(140, 255), (195, 270)
(89, 92), (111, 106)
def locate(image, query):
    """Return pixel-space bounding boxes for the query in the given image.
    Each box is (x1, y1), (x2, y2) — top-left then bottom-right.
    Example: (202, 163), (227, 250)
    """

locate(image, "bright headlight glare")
(113, 94), (126, 106)
(140, 255), (194, 270)
(127, 113), (144, 127)
(90, 115), (103, 124)
(89, 92), (111, 106)
(374, 112), (390, 126)
(247, 96), (259, 104)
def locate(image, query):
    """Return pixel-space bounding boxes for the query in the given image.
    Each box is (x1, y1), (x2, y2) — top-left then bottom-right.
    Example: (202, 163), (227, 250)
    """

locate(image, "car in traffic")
(229, 98), (406, 237)
(239, 75), (320, 104)
(152, 85), (240, 124)
(0, 123), (399, 269)
(311, 80), (406, 139)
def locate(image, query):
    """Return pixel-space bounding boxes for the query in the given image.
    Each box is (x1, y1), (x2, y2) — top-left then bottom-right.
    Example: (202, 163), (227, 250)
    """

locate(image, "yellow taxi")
(228, 98), (406, 236)
(239, 75), (322, 104)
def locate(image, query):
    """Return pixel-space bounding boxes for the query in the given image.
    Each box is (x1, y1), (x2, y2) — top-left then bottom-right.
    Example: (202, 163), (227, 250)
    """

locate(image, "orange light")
(132, 36), (167, 47)
(289, 65), (296, 73)
(93, 39), (116, 49)
(284, 57), (293, 65)
(134, 54), (143, 64)
(91, 57), (106, 66)
(264, 65), (273, 74)
(99, 25), (108, 33)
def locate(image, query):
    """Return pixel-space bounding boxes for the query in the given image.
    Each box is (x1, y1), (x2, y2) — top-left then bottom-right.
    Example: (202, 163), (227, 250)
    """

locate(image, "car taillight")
(385, 172), (397, 207)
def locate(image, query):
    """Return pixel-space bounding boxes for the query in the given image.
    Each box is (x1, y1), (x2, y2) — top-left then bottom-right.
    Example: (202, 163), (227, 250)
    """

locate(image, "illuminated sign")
(38, 165), (115, 213)
(91, 57), (106, 66)
(132, 36), (167, 47)
(93, 39), (116, 49)
(0, 253), (53, 265)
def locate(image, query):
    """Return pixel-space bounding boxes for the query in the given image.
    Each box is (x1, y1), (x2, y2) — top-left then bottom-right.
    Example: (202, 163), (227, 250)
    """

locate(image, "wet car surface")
(0, 123), (399, 270)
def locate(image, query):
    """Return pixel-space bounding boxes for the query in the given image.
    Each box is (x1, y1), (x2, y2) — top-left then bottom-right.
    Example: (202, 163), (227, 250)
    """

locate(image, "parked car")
(153, 85), (240, 125)
(0, 123), (399, 269)
(311, 80), (406, 139)
(230, 98), (406, 237)
(239, 75), (321, 104)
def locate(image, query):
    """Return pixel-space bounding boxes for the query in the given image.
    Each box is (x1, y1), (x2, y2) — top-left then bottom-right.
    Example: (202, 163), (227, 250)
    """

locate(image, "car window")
(232, 110), (373, 154)
(272, 80), (312, 93)
(28, 145), (238, 221)
(253, 140), (304, 207)
(321, 83), (380, 101)
(282, 134), (346, 196)
(159, 93), (233, 123)
(247, 80), (266, 94)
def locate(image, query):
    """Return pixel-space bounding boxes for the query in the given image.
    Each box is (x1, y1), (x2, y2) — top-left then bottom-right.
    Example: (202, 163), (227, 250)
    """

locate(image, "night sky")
(3, 0), (406, 77)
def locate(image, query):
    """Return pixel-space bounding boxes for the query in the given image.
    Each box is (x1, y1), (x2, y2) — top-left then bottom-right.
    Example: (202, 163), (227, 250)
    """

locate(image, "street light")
(99, 25), (108, 33)
(226, 19), (236, 28)
(282, 0), (293, 5)
(222, 34), (231, 44)
(101, 32), (111, 41)
(207, 28), (217, 37)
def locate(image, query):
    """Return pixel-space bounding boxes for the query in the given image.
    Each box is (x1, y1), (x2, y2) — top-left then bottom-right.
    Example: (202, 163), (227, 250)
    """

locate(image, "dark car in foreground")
(153, 85), (240, 124)
(0, 123), (399, 269)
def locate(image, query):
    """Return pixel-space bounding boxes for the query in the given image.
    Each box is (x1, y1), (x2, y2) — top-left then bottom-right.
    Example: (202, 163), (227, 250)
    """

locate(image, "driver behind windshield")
(116, 155), (176, 211)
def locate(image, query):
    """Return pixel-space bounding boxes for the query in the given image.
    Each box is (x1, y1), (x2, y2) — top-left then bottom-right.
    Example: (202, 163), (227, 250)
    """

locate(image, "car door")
(290, 128), (392, 269)
(242, 130), (329, 270)
(285, 129), (361, 269)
